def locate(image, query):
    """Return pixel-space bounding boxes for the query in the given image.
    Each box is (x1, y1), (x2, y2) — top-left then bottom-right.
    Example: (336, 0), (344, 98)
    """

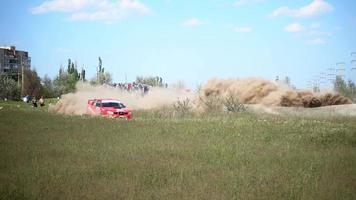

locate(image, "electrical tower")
(335, 62), (346, 79)
(327, 67), (335, 88)
(351, 52), (356, 83)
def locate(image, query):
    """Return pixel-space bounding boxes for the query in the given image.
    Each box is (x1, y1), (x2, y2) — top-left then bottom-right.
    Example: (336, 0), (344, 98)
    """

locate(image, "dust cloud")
(49, 83), (194, 115)
(49, 77), (353, 116)
(199, 77), (352, 107)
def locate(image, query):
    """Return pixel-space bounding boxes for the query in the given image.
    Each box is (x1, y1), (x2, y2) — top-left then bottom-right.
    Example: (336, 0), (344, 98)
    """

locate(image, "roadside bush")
(199, 91), (246, 113)
(199, 95), (223, 112)
(223, 92), (246, 113)
(173, 98), (192, 116)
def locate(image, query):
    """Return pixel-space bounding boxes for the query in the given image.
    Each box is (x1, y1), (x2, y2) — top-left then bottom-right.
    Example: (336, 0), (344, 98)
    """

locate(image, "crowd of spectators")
(106, 82), (152, 95)
(23, 95), (45, 108)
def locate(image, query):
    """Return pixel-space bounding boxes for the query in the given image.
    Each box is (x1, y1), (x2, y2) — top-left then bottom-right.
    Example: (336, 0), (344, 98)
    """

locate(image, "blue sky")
(1, 0), (356, 89)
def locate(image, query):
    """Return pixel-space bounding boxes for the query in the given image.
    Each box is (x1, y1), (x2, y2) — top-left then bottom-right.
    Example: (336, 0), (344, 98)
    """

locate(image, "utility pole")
(327, 67), (335, 89)
(319, 72), (327, 90)
(351, 60), (356, 80)
(21, 63), (24, 96)
(17, 65), (21, 87)
(335, 62), (345, 79)
(351, 52), (356, 81)
(312, 75), (320, 93)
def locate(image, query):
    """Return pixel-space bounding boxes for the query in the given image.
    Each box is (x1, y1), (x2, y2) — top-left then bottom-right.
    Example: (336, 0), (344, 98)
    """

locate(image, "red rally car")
(87, 99), (132, 119)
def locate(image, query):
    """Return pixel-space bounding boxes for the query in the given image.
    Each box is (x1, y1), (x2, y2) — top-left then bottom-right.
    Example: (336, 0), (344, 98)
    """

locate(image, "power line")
(308, 52), (356, 90)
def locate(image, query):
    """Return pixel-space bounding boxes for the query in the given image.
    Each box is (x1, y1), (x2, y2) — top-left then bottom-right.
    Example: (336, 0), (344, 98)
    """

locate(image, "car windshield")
(102, 102), (126, 109)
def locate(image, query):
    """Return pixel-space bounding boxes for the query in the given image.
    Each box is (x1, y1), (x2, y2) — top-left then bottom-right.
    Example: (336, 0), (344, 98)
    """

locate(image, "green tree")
(347, 80), (356, 101)
(23, 69), (43, 98)
(67, 59), (72, 74)
(53, 59), (83, 96)
(53, 72), (68, 96)
(80, 68), (86, 81)
(0, 75), (20, 100)
(95, 72), (112, 85)
(91, 57), (111, 85)
(334, 76), (347, 94)
(42, 74), (55, 98)
(334, 76), (356, 102)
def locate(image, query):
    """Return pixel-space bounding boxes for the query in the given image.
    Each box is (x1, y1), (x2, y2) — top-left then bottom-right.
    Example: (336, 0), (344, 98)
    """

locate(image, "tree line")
(0, 57), (112, 100)
(334, 76), (356, 102)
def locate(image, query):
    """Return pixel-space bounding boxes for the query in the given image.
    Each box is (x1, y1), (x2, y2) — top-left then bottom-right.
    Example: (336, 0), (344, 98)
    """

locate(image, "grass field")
(0, 100), (356, 200)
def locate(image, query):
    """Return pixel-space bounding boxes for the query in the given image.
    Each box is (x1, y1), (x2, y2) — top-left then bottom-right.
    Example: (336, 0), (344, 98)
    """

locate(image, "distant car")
(87, 99), (132, 120)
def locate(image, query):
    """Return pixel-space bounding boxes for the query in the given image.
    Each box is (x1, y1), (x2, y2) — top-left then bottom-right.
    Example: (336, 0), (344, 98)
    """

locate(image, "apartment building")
(0, 46), (31, 75)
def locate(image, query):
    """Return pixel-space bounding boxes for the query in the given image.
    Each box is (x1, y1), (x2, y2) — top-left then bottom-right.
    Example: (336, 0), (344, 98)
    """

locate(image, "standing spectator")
(39, 96), (45, 107)
(32, 97), (38, 108)
(128, 83), (132, 92)
(143, 85), (149, 95)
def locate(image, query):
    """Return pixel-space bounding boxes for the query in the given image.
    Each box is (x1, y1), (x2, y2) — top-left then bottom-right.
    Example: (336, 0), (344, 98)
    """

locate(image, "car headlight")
(107, 111), (114, 115)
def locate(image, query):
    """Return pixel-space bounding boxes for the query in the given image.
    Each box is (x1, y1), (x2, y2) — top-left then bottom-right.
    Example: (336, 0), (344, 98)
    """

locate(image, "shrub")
(173, 98), (192, 116)
(223, 92), (246, 113)
(199, 95), (223, 112)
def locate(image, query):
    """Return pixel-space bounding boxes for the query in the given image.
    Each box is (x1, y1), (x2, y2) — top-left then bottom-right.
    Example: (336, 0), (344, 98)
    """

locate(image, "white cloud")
(31, 0), (151, 23)
(30, 0), (99, 14)
(285, 22), (305, 32)
(181, 18), (202, 27)
(70, 0), (150, 22)
(307, 38), (326, 45)
(285, 22), (332, 45)
(234, 26), (252, 33)
(269, 0), (333, 18)
(287, 22), (332, 37)
(235, 0), (264, 7)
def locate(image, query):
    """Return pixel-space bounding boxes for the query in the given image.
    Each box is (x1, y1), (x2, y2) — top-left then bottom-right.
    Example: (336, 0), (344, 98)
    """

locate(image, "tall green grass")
(0, 101), (355, 199)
